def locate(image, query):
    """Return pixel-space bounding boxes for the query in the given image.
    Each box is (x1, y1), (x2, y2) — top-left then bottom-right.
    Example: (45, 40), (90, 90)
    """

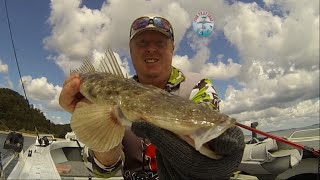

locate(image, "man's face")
(130, 30), (174, 81)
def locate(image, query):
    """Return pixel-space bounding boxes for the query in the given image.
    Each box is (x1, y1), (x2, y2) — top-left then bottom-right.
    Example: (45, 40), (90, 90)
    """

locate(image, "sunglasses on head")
(130, 16), (174, 40)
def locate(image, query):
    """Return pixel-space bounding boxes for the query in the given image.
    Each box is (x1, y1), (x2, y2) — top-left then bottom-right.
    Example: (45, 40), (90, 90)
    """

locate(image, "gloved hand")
(131, 122), (245, 180)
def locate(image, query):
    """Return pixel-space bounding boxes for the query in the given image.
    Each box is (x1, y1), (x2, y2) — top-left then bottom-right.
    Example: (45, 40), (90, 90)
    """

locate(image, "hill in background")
(0, 88), (71, 138)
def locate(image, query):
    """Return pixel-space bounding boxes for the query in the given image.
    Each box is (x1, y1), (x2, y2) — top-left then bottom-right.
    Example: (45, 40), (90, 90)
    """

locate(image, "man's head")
(129, 14), (175, 87)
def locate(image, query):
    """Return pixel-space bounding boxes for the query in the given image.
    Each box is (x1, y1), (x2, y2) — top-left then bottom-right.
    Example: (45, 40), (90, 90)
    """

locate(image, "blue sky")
(0, 0), (319, 132)
(0, 0), (62, 84)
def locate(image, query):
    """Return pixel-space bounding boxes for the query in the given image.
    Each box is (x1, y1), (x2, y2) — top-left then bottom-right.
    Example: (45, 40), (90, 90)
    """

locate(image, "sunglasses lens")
(132, 17), (149, 30)
(153, 17), (171, 30)
(152, 17), (164, 29)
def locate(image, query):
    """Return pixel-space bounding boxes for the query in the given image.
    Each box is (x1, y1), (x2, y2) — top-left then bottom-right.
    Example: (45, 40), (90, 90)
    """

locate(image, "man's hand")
(131, 122), (245, 180)
(59, 73), (84, 113)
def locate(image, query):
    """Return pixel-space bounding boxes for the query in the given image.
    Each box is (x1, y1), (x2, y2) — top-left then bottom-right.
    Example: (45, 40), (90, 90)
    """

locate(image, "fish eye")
(87, 87), (97, 98)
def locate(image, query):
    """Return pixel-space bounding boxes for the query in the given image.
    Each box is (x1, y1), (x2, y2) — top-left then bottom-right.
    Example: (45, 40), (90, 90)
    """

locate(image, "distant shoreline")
(0, 130), (66, 141)
(0, 130), (37, 138)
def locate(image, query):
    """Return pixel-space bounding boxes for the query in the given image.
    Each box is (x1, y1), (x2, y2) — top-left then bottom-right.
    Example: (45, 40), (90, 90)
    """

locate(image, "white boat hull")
(7, 135), (123, 180)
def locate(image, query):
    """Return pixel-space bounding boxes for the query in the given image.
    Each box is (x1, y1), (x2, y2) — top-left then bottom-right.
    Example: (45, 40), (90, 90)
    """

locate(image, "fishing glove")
(131, 122), (245, 180)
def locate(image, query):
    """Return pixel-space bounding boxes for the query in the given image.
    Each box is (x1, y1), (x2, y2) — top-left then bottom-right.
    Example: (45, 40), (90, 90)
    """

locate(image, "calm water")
(0, 133), (35, 178)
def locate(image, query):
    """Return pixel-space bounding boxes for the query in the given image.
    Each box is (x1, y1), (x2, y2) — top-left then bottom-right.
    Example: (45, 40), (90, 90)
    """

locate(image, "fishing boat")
(0, 132), (123, 180)
(0, 132), (255, 180)
(275, 128), (319, 180)
(239, 126), (319, 180)
(0, 126), (318, 180)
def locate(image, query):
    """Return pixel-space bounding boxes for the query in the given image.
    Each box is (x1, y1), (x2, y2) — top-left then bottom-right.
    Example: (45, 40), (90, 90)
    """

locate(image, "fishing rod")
(4, 0), (30, 107)
(236, 122), (320, 157)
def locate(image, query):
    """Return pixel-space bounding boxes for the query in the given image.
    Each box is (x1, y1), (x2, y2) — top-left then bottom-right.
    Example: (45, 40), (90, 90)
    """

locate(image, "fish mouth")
(144, 58), (159, 63)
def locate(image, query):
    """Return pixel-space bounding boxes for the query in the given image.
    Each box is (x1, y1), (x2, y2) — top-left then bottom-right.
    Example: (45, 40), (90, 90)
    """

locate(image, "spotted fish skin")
(79, 71), (234, 132)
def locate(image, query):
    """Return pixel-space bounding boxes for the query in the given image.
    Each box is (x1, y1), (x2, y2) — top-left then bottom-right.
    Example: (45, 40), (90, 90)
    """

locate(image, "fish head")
(78, 72), (120, 104)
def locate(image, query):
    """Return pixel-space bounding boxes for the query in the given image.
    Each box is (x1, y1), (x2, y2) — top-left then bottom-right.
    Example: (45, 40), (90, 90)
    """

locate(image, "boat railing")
(288, 128), (320, 138)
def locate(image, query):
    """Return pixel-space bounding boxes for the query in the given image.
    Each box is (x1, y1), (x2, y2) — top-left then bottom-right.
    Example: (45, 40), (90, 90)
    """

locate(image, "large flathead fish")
(70, 48), (236, 159)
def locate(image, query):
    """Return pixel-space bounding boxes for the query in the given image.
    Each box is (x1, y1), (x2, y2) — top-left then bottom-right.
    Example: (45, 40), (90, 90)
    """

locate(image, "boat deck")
(8, 143), (61, 179)
(7, 139), (124, 180)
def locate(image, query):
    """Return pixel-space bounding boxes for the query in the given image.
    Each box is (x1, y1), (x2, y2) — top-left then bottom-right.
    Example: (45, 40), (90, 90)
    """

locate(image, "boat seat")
(3, 132), (24, 153)
(239, 138), (303, 175)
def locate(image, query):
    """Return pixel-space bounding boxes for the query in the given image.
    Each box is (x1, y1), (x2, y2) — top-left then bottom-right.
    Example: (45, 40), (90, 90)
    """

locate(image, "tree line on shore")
(0, 88), (71, 138)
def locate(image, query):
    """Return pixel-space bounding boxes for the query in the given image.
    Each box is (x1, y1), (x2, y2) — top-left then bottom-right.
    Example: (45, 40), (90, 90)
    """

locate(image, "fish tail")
(71, 103), (125, 152)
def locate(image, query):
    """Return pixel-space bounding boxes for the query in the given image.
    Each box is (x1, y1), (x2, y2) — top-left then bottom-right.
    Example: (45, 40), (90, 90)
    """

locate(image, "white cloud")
(221, 68), (319, 114)
(227, 99), (319, 132)
(172, 52), (241, 81)
(223, 1), (319, 70)
(22, 75), (62, 111)
(172, 55), (192, 72)
(44, 0), (236, 77)
(44, 0), (191, 75)
(174, 32), (242, 80)
(0, 60), (13, 88)
(216, 0), (319, 129)
(189, 38), (211, 72)
(0, 76), (14, 89)
(43, 0), (319, 130)
(0, 59), (8, 74)
(200, 58), (241, 80)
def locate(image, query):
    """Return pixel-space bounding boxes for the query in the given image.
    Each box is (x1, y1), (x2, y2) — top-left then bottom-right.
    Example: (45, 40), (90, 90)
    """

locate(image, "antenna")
(0, 119), (10, 131)
(4, 0), (30, 107)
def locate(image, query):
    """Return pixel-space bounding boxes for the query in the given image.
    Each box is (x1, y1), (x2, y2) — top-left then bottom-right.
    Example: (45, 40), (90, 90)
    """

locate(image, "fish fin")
(97, 46), (128, 78)
(70, 46), (128, 78)
(70, 57), (96, 75)
(71, 103), (125, 152)
(114, 104), (133, 127)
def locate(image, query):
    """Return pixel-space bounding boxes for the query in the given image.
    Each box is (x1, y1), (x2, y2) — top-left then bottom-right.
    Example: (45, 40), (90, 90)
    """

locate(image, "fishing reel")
(37, 136), (50, 147)
(246, 122), (267, 144)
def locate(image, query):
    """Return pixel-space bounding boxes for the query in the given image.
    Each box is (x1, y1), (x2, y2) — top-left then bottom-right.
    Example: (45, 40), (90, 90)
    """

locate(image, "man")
(59, 14), (245, 180)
